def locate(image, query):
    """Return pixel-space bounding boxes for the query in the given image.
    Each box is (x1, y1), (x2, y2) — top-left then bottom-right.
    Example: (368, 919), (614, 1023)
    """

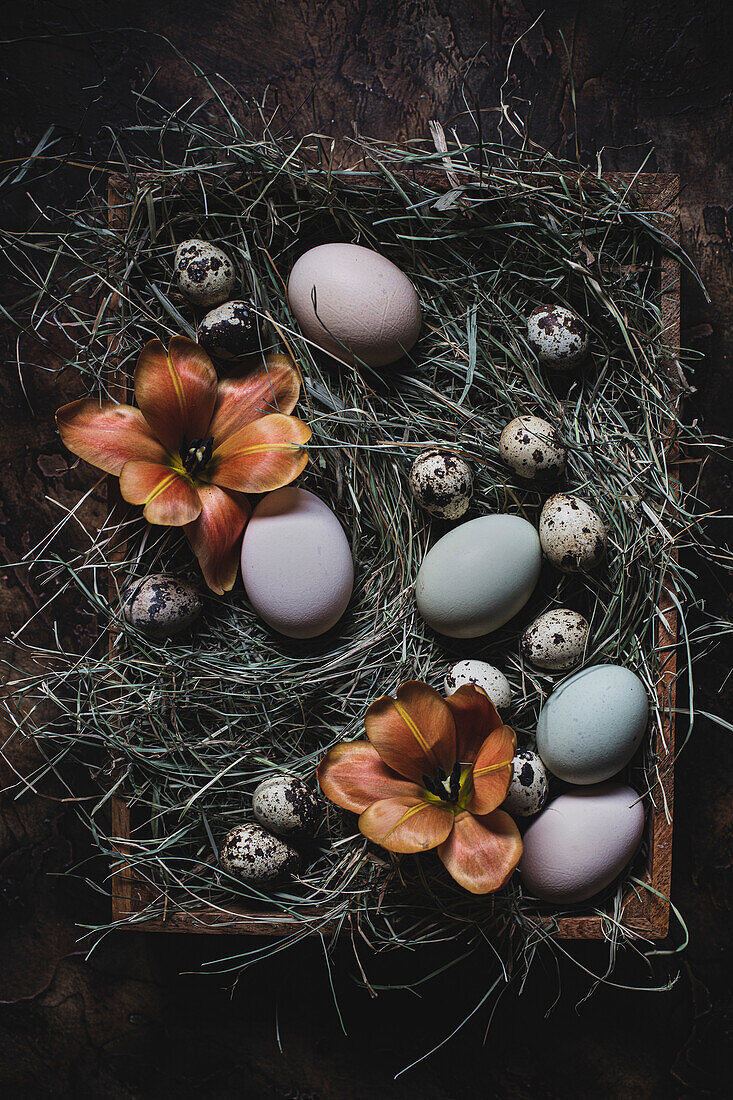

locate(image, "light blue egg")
(536, 664), (649, 784)
(415, 514), (541, 638)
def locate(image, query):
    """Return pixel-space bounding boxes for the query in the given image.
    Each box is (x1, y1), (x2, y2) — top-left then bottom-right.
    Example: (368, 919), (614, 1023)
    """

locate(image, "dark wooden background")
(1, 2), (731, 1096)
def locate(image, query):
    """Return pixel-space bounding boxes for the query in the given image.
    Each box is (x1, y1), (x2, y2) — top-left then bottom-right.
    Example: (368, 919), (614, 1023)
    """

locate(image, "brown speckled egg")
(499, 415), (566, 480)
(219, 823), (300, 883)
(527, 305), (589, 370)
(409, 448), (473, 520)
(539, 494), (607, 572)
(174, 239), (235, 309)
(123, 574), (202, 639)
(198, 300), (260, 360)
(252, 775), (320, 837)
(521, 608), (590, 671)
(503, 750), (548, 817)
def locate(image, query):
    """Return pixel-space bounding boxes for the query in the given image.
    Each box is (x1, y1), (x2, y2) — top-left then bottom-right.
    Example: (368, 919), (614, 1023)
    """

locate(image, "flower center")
(422, 762), (463, 804)
(180, 436), (214, 476)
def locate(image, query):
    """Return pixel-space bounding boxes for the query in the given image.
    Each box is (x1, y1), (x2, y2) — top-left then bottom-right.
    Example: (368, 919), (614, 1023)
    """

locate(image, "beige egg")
(503, 751), (548, 816)
(219, 823), (300, 884)
(499, 415), (566, 480)
(539, 493), (607, 572)
(174, 239), (235, 309)
(409, 449), (473, 520)
(444, 660), (512, 710)
(288, 243), (422, 367)
(521, 608), (590, 671)
(527, 304), (590, 370)
(198, 301), (259, 359)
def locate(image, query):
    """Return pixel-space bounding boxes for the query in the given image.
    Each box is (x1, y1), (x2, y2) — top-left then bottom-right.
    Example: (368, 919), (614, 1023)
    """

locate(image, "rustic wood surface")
(1, 2), (732, 1096)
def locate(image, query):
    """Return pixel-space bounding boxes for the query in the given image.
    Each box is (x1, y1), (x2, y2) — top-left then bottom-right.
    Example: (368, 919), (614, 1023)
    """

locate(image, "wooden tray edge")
(105, 170), (682, 943)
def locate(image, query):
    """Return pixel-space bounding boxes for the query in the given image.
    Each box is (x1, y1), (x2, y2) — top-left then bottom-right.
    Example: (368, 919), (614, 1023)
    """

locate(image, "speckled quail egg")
(122, 574), (202, 639)
(174, 239), (235, 309)
(539, 493), (607, 572)
(219, 823), (300, 884)
(252, 775), (320, 838)
(409, 448), (473, 520)
(503, 750), (549, 817)
(527, 304), (590, 370)
(521, 608), (590, 671)
(499, 415), (566, 480)
(198, 300), (260, 360)
(444, 660), (512, 710)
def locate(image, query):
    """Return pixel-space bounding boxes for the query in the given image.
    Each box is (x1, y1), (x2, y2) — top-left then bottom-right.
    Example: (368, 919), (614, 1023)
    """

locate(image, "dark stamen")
(181, 435), (214, 475)
(423, 763), (462, 804)
(422, 774), (439, 798)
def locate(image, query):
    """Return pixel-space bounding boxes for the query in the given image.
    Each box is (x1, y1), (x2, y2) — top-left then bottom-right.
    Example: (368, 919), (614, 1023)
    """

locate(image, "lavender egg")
(241, 487), (354, 639)
(519, 782), (645, 903)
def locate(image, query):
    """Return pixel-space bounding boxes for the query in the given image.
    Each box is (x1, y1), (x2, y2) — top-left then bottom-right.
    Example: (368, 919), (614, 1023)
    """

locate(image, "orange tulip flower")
(56, 337), (311, 595)
(318, 680), (522, 894)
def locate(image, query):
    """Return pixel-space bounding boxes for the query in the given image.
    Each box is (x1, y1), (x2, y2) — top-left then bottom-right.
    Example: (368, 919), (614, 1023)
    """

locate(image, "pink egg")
(287, 243), (422, 368)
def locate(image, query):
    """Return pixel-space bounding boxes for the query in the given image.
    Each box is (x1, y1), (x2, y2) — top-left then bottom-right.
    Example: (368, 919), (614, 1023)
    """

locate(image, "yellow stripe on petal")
(145, 471), (179, 504)
(359, 794), (454, 853)
(134, 337), (217, 454)
(365, 681), (456, 784)
(469, 725), (518, 815)
(166, 349), (189, 423)
(393, 699), (436, 764)
(381, 800), (433, 842)
(224, 441), (303, 458)
(473, 758), (514, 779)
(119, 460), (202, 527)
(211, 413), (312, 494)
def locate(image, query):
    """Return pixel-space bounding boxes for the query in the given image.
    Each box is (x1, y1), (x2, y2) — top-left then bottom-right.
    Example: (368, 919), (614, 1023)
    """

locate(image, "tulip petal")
(468, 724), (517, 815)
(438, 809), (522, 894)
(210, 413), (311, 493)
(446, 683), (503, 764)
(184, 483), (251, 595)
(364, 681), (456, 783)
(56, 399), (167, 476)
(134, 337), (218, 453)
(317, 742), (420, 814)
(208, 353), (302, 441)
(359, 795), (454, 854)
(119, 460), (202, 526)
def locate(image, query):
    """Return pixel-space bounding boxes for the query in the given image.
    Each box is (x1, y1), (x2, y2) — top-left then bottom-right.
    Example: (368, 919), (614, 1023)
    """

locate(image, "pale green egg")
(415, 514), (541, 638)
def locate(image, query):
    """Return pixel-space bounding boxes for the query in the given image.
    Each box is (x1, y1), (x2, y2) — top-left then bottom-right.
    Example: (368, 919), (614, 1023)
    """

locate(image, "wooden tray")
(106, 171), (680, 940)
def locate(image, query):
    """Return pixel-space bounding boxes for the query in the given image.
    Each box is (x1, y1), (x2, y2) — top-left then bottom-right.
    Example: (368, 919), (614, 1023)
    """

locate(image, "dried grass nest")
(2, 80), (727, 1015)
